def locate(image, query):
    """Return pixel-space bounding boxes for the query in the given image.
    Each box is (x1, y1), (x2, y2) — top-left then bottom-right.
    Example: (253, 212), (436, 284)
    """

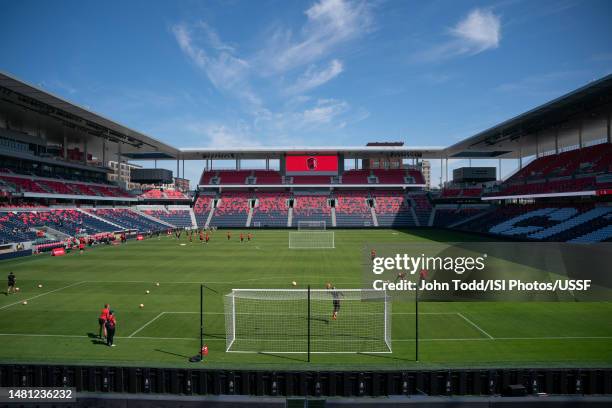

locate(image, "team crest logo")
(306, 157), (318, 171)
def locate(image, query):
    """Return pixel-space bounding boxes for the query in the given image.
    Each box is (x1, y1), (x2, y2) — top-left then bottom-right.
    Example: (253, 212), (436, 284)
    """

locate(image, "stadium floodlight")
(289, 231), (335, 249)
(297, 220), (326, 231)
(224, 288), (391, 355)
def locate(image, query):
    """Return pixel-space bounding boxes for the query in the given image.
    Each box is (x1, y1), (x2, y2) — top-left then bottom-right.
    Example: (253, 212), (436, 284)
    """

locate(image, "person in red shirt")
(227, 231), (231, 241)
(98, 304), (110, 339)
(105, 311), (117, 347)
(199, 231), (204, 243)
(240, 233), (244, 243)
(78, 240), (85, 254)
(370, 249), (376, 261)
(247, 233), (252, 242)
(205, 232), (210, 244)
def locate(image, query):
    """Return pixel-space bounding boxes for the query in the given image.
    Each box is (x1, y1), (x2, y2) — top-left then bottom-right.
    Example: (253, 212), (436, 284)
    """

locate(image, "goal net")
(224, 288), (391, 353)
(297, 220), (326, 231)
(289, 231), (335, 249)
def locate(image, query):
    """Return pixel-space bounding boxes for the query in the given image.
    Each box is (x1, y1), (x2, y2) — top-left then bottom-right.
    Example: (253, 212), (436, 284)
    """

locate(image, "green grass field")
(0, 229), (611, 370)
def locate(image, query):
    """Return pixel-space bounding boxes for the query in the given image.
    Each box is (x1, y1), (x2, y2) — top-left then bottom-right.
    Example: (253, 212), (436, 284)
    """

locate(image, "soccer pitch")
(0, 229), (611, 370)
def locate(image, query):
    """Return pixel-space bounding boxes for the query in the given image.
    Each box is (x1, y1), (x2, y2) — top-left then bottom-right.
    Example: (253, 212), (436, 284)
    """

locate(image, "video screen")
(285, 155), (338, 175)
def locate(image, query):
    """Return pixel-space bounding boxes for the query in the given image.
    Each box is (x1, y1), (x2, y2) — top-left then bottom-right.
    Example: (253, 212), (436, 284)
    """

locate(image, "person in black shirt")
(105, 310), (117, 347)
(7, 272), (16, 295)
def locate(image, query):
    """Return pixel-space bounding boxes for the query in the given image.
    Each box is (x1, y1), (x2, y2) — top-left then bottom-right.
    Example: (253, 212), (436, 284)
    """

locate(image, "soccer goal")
(297, 220), (326, 231)
(224, 288), (391, 354)
(289, 231), (335, 249)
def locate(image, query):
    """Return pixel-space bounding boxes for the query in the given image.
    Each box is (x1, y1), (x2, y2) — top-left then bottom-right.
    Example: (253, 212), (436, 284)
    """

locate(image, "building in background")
(108, 161), (141, 190)
(173, 177), (190, 192)
(421, 160), (431, 189)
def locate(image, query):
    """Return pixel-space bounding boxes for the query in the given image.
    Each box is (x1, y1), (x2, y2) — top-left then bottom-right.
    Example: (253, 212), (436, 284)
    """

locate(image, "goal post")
(297, 220), (326, 231)
(224, 288), (391, 354)
(289, 231), (335, 249)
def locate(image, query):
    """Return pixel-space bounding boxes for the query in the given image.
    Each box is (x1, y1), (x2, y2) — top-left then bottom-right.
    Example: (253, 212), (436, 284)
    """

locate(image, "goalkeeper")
(326, 283), (344, 320)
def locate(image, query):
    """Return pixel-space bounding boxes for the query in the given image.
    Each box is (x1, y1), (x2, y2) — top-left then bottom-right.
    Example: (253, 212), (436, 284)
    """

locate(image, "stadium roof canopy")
(178, 146), (445, 160)
(443, 73), (612, 159)
(1, 71), (611, 162)
(0, 71), (179, 159)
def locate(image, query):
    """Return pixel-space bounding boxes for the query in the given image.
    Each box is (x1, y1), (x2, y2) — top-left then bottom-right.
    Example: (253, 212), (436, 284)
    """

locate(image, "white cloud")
(184, 121), (261, 148)
(450, 9), (501, 55)
(172, 23), (262, 109)
(286, 59), (344, 94)
(171, 0), (372, 133)
(260, 0), (372, 73)
(412, 8), (501, 63)
(301, 98), (349, 125)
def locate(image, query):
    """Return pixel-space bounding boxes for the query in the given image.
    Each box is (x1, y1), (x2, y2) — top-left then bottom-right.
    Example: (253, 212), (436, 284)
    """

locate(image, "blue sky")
(1, 0), (611, 187)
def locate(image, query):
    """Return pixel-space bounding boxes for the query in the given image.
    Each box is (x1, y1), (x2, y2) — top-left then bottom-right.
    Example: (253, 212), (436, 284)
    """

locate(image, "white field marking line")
(162, 311), (456, 315)
(84, 276), (299, 284)
(128, 312), (165, 338)
(457, 312), (494, 339)
(0, 333), (611, 342)
(0, 281), (86, 311)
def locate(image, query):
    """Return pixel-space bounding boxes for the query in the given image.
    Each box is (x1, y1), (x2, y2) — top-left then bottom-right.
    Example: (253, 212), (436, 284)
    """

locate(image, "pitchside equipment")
(297, 220), (326, 231)
(224, 288), (391, 355)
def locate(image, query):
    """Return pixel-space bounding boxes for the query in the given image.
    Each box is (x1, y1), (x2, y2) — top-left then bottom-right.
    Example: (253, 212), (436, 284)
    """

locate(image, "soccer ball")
(155, 282), (160, 287)
(37, 284), (42, 288)
(22, 301), (27, 305)
(139, 304), (144, 308)
(15, 287), (20, 292)
(292, 281), (297, 286)
(146, 290), (150, 294)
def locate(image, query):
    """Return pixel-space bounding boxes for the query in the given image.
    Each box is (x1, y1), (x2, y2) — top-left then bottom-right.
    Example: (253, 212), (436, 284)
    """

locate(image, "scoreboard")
(285, 155), (338, 175)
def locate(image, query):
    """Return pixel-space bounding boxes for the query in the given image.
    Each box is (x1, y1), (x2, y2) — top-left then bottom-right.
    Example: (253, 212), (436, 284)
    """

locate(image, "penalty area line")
(0, 281), (87, 311)
(457, 313), (494, 339)
(128, 312), (166, 338)
(0, 333), (610, 342)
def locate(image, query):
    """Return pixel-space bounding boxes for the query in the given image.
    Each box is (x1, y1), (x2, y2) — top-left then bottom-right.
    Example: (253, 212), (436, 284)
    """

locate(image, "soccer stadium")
(1, 1), (611, 406)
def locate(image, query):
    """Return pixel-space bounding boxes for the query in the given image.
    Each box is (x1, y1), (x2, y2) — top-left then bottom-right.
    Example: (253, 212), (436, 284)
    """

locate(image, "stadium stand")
(486, 143), (612, 197)
(455, 203), (612, 242)
(292, 194), (331, 226)
(193, 195), (213, 228)
(143, 209), (193, 228)
(291, 175), (332, 184)
(0, 209), (118, 239)
(251, 192), (290, 227)
(372, 191), (416, 227)
(217, 170), (251, 184)
(0, 212), (38, 243)
(140, 189), (188, 200)
(408, 192), (433, 226)
(340, 169), (370, 184)
(198, 168), (426, 186)
(209, 191), (251, 227)
(253, 170), (282, 184)
(88, 208), (167, 232)
(334, 191), (373, 227)
(432, 205), (490, 227)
